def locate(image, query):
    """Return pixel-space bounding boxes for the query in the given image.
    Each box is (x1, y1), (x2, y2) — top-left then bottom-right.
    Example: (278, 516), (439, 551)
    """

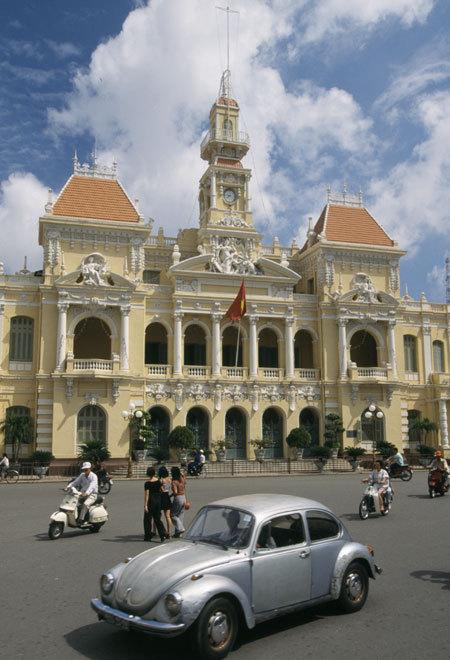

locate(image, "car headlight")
(164, 592), (182, 616)
(100, 573), (115, 594)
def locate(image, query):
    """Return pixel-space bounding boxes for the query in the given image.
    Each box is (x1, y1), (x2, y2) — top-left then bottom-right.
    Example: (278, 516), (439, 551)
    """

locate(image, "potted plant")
(375, 440), (397, 459)
(168, 426), (195, 463)
(409, 417), (438, 448)
(324, 414), (344, 459)
(78, 439), (111, 466)
(417, 443), (435, 467)
(132, 438), (148, 462)
(31, 450), (55, 478)
(311, 445), (331, 471)
(212, 438), (235, 462)
(250, 439), (270, 462)
(286, 426), (311, 460)
(344, 446), (366, 471)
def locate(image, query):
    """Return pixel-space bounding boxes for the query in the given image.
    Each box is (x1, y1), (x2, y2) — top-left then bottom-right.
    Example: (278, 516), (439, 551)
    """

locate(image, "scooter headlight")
(165, 592), (182, 616)
(100, 572), (115, 594)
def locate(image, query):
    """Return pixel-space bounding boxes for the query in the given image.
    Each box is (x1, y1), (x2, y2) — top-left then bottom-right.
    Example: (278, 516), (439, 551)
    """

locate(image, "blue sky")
(0, 0), (449, 300)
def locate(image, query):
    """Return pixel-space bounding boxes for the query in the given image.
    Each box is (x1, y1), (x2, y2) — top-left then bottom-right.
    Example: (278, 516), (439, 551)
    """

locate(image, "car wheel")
(48, 522), (64, 540)
(191, 596), (238, 660)
(337, 561), (369, 613)
(359, 499), (369, 520)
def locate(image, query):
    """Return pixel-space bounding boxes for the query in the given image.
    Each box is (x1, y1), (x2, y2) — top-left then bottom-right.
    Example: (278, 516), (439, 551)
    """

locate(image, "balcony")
(258, 368), (284, 380)
(404, 371), (420, 382)
(200, 128), (250, 159)
(430, 373), (450, 385)
(9, 361), (33, 371)
(147, 364), (172, 377)
(73, 359), (113, 372)
(355, 367), (388, 380)
(183, 366), (210, 378)
(294, 368), (320, 381)
(222, 367), (248, 379)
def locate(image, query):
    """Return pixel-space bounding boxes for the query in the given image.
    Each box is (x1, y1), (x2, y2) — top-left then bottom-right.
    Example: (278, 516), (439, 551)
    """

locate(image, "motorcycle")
(359, 484), (394, 519)
(386, 463), (413, 481)
(187, 461), (206, 477)
(428, 468), (449, 498)
(48, 487), (108, 539)
(97, 469), (113, 495)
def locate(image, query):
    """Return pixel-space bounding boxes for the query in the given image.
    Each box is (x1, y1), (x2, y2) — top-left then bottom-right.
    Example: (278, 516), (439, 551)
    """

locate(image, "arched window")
(299, 407), (319, 447)
(4, 406), (32, 459)
(433, 340), (445, 373)
(184, 325), (206, 366)
(148, 406), (170, 459)
(74, 318), (111, 360)
(350, 330), (377, 367)
(294, 330), (314, 369)
(145, 323), (168, 364)
(222, 326), (243, 367)
(403, 335), (417, 372)
(258, 328), (279, 368)
(186, 407), (209, 449)
(77, 405), (106, 445)
(262, 408), (283, 458)
(223, 118), (233, 135)
(225, 408), (246, 459)
(407, 409), (421, 445)
(9, 316), (34, 362)
(361, 407), (384, 446)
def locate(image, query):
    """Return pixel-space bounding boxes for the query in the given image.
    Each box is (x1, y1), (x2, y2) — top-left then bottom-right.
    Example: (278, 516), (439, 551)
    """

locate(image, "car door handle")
(299, 549), (310, 558)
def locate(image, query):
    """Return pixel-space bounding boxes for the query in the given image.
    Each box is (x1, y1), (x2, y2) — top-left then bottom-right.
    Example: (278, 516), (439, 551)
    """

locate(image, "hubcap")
(346, 572), (363, 601)
(208, 611), (230, 647)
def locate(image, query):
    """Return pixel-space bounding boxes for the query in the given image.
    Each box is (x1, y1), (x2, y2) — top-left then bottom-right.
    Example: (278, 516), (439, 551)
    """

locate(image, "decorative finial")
(134, 198), (139, 212)
(45, 188), (53, 213)
(172, 244), (181, 265)
(326, 185), (331, 203)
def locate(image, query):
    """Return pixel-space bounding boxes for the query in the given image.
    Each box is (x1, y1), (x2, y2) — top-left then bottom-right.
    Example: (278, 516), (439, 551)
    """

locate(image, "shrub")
(31, 450), (55, 465)
(344, 447), (366, 460)
(417, 443), (434, 456)
(148, 447), (167, 463)
(311, 445), (332, 459)
(286, 427), (311, 449)
(323, 414), (344, 448)
(78, 440), (111, 464)
(133, 438), (147, 450)
(168, 426), (196, 452)
(376, 441), (397, 458)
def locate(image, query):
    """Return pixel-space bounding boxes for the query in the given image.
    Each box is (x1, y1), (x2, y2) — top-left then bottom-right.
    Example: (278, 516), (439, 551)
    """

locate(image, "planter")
(133, 450), (147, 462)
(296, 448), (304, 460)
(215, 450), (226, 463)
(348, 459), (359, 472)
(33, 466), (49, 479)
(254, 448), (266, 462)
(330, 448), (339, 459)
(314, 459), (328, 472)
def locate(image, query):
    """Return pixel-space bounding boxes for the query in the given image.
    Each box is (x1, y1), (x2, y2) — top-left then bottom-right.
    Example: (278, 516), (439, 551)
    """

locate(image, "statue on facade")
(81, 254), (107, 286)
(210, 237), (260, 275)
(350, 273), (378, 303)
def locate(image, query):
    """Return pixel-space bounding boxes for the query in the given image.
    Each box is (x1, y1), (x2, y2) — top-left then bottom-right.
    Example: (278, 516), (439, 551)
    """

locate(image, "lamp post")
(121, 403), (143, 478)
(364, 405), (384, 463)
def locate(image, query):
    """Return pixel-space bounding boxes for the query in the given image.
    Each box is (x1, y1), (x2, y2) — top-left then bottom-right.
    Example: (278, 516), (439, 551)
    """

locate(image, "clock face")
(223, 188), (236, 204)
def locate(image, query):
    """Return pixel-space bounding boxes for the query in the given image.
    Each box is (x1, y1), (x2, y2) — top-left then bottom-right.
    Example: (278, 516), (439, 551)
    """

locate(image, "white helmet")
(81, 461), (92, 470)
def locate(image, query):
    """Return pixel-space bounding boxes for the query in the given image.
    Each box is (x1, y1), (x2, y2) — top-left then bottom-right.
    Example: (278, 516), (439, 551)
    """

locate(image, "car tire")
(358, 499), (369, 520)
(48, 522), (64, 540)
(337, 561), (369, 613)
(190, 596), (238, 660)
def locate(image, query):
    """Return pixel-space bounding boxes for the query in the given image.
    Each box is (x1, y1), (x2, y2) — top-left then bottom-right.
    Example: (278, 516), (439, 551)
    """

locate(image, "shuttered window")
(9, 316), (34, 362)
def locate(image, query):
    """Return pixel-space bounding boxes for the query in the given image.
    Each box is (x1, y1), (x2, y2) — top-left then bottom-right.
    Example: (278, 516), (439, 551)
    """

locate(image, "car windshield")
(185, 506), (254, 549)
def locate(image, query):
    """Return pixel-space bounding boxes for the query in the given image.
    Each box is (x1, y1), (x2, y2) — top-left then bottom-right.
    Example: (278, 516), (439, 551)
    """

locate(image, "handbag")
(184, 499), (191, 510)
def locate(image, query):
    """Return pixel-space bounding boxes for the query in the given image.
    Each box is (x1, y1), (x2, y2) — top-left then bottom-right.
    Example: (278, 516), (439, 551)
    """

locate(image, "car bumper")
(91, 598), (186, 636)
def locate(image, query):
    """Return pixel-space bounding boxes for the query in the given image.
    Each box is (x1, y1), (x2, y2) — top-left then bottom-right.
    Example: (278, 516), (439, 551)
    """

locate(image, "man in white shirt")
(0, 453), (10, 478)
(67, 462), (98, 525)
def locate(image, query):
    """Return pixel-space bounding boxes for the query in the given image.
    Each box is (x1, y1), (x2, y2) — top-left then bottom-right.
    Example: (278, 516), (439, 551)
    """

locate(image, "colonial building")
(1, 72), (449, 460)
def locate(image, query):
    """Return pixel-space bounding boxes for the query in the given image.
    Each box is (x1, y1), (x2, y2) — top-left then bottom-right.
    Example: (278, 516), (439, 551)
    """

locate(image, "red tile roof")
(302, 204), (394, 251)
(52, 176), (140, 222)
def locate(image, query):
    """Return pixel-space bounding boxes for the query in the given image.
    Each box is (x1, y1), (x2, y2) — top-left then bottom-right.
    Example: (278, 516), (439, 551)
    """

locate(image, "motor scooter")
(428, 468), (449, 498)
(48, 487), (108, 539)
(386, 463), (413, 481)
(359, 483), (393, 519)
(97, 469), (113, 495)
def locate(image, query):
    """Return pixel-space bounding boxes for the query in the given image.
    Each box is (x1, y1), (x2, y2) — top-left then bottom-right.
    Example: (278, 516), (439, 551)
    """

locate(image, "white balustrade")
(201, 128), (250, 151)
(9, 361), (33, 371)
(404, 371), (419, 381)
(73, 359), (113, 371)
(146, 364), (171, 377)
(184, 366), (209, 377)
(295, 368), (319, 380)
(356, 367), (387, 378)
(259, 368), (283, 379)
(224, 367), (246, 379)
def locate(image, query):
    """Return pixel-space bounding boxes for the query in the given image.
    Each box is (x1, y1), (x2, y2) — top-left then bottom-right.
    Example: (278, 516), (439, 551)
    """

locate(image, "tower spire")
(216, 4), (239, 98)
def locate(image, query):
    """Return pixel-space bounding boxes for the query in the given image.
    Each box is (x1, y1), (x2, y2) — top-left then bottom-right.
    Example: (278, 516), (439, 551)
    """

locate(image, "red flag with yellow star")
(226, 281), (246, 321)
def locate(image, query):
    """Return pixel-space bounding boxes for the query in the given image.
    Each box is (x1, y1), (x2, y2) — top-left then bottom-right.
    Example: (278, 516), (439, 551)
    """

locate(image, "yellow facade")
(1, 77), (449, 460)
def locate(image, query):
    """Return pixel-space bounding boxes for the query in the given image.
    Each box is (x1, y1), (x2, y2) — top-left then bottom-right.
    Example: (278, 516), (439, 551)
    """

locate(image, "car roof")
(209, 493), (332, 522)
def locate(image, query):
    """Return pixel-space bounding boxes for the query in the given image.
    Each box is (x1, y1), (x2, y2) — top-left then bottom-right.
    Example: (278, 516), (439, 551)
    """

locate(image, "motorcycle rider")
(363, 460), (390, 513)
(387, 447), (405, 475)
(66, 461), (98, 526)
(429, 451), (450, 486)
(0, 452), (9, 478)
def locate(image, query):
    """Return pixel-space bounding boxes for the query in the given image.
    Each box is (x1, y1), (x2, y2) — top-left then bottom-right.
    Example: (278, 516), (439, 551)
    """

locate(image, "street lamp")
(364, 406), (384, 461)
(122, 406), (144, 478)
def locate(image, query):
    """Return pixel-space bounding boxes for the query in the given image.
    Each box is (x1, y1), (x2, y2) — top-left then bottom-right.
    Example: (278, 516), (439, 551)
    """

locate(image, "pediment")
(337, 288), (398, 306)
(169, 254), (300, 283)
(55, 269), (135, 290)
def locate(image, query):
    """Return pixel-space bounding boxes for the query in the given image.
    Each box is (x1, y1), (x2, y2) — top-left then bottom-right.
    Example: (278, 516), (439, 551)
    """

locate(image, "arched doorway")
(77, 405), (106, 445)
(225, 408), (246, 459)
(350, 330), (378, 367)
(148, 406), (170, 458)
(294, 330), (314, 369)
(258, 328), (279, 368)
(186, 407), (209, 449)
(145, 323), (168, 364)
(222, 326), (243, 367)
(299, 407), (319, 450)
(361, 407), (385, 447)
(74, 318), (111, 359)
(184, 325), (206, 365)
(262, 408), (283, 458)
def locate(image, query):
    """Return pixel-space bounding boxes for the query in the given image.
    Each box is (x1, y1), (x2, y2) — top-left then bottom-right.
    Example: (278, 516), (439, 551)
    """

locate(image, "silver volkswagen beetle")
(91, 494), (381, 659)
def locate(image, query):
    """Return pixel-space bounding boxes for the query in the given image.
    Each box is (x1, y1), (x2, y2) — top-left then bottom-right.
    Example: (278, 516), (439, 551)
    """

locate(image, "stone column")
(56, 302), (68, 371)
(245, 175), (252, 212)
(0, 304), (4, 369)
(249, 316), (258, 378)
(337, 318), (348, 380)
(285, 316), (294, 379)
(173, 311), (183, 375)
(423, 324), (432, 381)
(387, 320), (398, 379)
(211, 171), (216, 208)
(212, 312), (222, 376)
(439, 399), (449, 448)
(120, 305), (130, 371)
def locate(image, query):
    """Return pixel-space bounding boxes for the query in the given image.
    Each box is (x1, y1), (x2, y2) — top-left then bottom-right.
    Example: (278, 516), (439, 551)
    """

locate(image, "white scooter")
(359, 483), (393, 520)
(48, 487), (108, 540)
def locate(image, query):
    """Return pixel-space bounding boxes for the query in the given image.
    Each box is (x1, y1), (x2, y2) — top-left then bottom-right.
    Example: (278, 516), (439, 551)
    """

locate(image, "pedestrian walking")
(143, 467), (166, 542)
(158, 465), (172, 539)
(170, 466), (188, 538)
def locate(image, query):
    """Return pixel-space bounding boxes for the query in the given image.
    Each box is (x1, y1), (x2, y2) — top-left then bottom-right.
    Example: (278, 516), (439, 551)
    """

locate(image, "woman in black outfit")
(143, 467), (166, 542)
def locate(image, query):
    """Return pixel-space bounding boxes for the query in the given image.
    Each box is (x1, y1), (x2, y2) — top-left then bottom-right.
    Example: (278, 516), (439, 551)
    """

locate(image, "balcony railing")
(183, 366), (210, 378)
(200, 128), (250, 151)
(404, 371), (419, 382)
(9, 361), (33, 371)
(294, 368), (320, 380)
(147, 364), (172, 377)
(356, 367), (387, 379)
(73, 359), (113, 372)
(259, 368), (284, 380)
(222, 366), (247, 379)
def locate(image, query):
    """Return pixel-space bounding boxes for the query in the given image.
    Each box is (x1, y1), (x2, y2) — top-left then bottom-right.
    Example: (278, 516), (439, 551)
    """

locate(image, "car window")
(256, 514), (305, 551)
(306, 511), (340, 542)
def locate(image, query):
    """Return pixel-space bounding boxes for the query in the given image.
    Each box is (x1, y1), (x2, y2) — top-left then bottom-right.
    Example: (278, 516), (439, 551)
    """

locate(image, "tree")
(129, 410), (155, 449)
(78, 440), (111, 466)
(409, 417), (437, 445)
(168, 426), (195, 455)
(286, 427), (311, 449)
(0, 413), (33, 463)
(324, 413), (344, 448)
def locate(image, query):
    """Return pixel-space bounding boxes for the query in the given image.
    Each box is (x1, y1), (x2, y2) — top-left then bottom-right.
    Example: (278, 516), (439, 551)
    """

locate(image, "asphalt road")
(0, 473), (448, 659)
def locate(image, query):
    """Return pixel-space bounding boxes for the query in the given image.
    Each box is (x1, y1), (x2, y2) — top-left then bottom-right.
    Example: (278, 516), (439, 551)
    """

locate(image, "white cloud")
(370, 90), (450, 251)
(0, 173), (47, 272)
(45, 40), (81, 59)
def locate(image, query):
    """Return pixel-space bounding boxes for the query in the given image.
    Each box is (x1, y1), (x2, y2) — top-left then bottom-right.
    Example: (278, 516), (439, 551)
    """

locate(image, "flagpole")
(234, 318), (241, 368)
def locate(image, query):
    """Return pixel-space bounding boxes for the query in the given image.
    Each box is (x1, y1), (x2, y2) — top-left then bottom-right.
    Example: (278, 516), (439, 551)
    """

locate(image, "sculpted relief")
(209, 237), (262, 276)
(80, 253), (108, 286)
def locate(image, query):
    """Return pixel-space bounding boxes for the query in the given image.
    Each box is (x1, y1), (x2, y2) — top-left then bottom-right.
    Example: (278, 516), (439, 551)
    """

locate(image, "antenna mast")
(217, 4), (238, 99)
